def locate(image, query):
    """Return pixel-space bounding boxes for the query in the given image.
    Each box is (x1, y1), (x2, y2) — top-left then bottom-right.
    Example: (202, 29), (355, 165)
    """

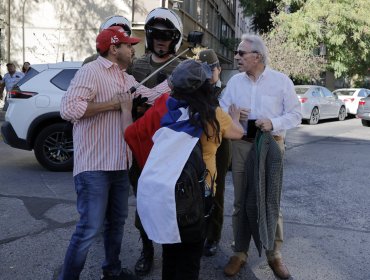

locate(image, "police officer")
(198, 49), (231, 257)
(128, 7), (183, 276)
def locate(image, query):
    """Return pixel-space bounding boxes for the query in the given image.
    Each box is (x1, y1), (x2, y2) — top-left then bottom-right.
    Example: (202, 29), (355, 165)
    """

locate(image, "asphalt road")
(1, 115), (370, 280)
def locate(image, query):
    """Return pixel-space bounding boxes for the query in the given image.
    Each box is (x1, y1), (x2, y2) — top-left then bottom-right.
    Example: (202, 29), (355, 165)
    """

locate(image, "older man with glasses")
(221, 34), (301, 279)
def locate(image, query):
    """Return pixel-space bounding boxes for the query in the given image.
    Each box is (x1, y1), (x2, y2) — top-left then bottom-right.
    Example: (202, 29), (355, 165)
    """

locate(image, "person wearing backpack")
(127, 8), (183, 276)
(124, 59), (244, 280)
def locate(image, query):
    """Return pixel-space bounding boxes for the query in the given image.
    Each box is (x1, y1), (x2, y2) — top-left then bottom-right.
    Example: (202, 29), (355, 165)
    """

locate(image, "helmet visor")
(147, 27), (177, 41)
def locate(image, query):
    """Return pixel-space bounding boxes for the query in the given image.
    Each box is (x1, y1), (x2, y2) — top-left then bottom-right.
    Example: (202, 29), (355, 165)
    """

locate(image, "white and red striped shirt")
(60, 56), (170, 176)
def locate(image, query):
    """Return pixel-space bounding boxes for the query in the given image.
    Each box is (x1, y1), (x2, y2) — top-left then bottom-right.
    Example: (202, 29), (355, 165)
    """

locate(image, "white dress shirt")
(220, 67), (302, 136)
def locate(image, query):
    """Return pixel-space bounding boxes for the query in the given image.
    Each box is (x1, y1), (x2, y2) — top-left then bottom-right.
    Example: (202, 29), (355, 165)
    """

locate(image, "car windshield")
(334, 90), (356, 96)
(295, 87), (309, 95)
(16, 68), (40, 86)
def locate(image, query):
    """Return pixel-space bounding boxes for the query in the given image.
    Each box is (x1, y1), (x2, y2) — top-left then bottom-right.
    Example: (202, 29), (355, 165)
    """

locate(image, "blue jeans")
(59, 170), (130, 280)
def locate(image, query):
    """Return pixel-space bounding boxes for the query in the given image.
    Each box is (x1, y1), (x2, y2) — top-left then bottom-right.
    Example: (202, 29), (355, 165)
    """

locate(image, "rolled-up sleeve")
(60, 67), (96, 122)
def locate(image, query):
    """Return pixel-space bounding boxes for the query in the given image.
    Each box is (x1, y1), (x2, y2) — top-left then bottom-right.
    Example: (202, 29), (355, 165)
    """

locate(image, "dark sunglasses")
(234, 50), (258, 56)
(147, 27), (178, 41)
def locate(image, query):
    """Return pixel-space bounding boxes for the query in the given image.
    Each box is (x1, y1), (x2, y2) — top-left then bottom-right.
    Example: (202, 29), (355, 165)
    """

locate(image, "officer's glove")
(132, 94), (150, 120)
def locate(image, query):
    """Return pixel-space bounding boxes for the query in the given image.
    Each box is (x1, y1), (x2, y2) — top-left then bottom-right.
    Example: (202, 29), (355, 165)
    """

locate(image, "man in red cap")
(58, 26), (170, 280)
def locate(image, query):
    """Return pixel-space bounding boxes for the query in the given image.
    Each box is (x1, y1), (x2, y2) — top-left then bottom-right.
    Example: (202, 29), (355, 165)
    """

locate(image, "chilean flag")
(125, 94), (203, 244)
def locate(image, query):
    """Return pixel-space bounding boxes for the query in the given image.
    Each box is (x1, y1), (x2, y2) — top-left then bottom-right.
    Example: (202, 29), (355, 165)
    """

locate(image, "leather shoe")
(224, 256), (246, 277)
(203, 240), (218, 256)
(268, 259), (291, 279)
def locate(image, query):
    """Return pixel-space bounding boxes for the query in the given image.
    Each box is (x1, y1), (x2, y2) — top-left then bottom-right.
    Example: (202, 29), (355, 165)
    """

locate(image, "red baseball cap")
(96, 26), (140, 54)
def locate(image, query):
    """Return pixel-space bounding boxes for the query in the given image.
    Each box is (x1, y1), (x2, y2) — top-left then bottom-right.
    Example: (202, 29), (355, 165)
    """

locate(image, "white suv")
(1, 62), (82, 171)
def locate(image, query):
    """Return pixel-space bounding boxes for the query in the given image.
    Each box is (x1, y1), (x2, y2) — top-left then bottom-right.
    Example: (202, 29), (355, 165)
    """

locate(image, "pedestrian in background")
(198, 49), (231, 257)
(22, 62), (31, 73)
(0, 63), (24, 108)
(221, 34), (301, 279)
(128, 7), (183, 276)
(125, 59), (244, 280)
(58, 26), (170, 280)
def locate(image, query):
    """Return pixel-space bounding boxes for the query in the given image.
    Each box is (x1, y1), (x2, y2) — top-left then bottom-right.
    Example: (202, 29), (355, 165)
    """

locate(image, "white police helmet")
(144, 8), (183, 56)
(99, 15), (131, 36)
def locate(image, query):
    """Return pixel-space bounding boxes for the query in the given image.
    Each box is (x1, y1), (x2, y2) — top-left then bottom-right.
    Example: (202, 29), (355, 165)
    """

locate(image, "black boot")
(135, 232), (154, 276)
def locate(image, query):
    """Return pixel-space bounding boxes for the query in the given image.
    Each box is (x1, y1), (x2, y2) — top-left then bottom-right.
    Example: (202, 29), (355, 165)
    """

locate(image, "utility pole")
(7, 0), (10, 62)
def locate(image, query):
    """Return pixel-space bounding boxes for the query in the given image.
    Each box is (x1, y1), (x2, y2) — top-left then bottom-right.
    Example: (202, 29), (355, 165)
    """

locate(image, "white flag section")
(137, 127), (199, 244)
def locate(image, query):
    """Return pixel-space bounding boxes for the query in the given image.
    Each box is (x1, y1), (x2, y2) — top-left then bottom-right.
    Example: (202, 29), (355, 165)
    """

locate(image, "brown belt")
(241, 135), (283, 143)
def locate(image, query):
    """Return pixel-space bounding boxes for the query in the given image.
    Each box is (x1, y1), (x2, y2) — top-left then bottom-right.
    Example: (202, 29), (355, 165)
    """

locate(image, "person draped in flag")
(127, 8), (183, 276)
(124, 59), (244, 280)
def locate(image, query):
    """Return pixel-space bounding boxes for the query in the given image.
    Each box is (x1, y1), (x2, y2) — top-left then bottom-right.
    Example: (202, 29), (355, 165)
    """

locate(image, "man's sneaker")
(134, 246), (154, 276)
(203, 239), (218, 257)
(101, 268), (139, 280)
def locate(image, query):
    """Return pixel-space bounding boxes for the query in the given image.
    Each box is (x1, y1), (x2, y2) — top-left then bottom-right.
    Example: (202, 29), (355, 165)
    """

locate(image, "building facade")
(0, 0), (241, 74)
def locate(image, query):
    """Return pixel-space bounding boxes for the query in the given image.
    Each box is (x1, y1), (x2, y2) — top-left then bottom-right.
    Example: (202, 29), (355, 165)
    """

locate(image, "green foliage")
(262, 29), (326, 81)
(272, 0), (370, 79)
(238, 0), (305, 32)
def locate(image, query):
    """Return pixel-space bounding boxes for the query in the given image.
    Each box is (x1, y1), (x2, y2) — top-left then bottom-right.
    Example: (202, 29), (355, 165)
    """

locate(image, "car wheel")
(338, 106), (346, 121)
(361, 119), (370, 127)
(309, 107), (320, 125)
(34, 123), (73, 171)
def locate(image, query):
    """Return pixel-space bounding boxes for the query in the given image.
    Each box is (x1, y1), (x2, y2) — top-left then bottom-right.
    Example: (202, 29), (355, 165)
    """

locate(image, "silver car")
(295, 85), (347, 125)
(356, 95), (370, 127)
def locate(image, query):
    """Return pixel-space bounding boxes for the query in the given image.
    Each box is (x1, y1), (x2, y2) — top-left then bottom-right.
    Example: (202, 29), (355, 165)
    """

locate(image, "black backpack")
(174, 141), (213, 243)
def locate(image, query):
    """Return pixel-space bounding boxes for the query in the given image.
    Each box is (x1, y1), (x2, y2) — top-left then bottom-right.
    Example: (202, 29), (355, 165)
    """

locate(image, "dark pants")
(205, 138), (231, 242)
(162, 240), (204, 280)
(58, 171), (130, 280)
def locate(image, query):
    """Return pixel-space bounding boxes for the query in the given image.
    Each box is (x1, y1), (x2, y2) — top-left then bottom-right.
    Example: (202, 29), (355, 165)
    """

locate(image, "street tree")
(238, 0), (305, 32)
(272, 0), (370, 79)
(262, 28), (326, 82)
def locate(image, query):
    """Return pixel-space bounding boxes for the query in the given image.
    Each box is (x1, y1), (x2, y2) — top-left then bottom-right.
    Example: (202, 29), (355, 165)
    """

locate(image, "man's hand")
(239, 108), (250, 121)
(255, 119), (273, 132)
(228, 104), (242, 121)
(111, 95), (121, 111)
(117, 91), (133, 113)
(132, 95), (150, 120)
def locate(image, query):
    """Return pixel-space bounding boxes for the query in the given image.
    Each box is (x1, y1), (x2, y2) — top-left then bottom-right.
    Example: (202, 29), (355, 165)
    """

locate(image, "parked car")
(1, 62), (81, 171)
(332, 88), (370, 115)
(356, 95), (370, 127)
(295, 85), (347, 125)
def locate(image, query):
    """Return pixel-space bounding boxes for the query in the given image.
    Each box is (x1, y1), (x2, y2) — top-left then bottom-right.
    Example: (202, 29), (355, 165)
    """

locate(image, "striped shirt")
(60, 56), (170, 176)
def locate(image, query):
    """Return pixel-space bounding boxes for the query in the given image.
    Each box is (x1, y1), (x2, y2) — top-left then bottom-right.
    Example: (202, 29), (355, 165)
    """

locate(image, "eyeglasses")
(234, 50), (258, 56)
